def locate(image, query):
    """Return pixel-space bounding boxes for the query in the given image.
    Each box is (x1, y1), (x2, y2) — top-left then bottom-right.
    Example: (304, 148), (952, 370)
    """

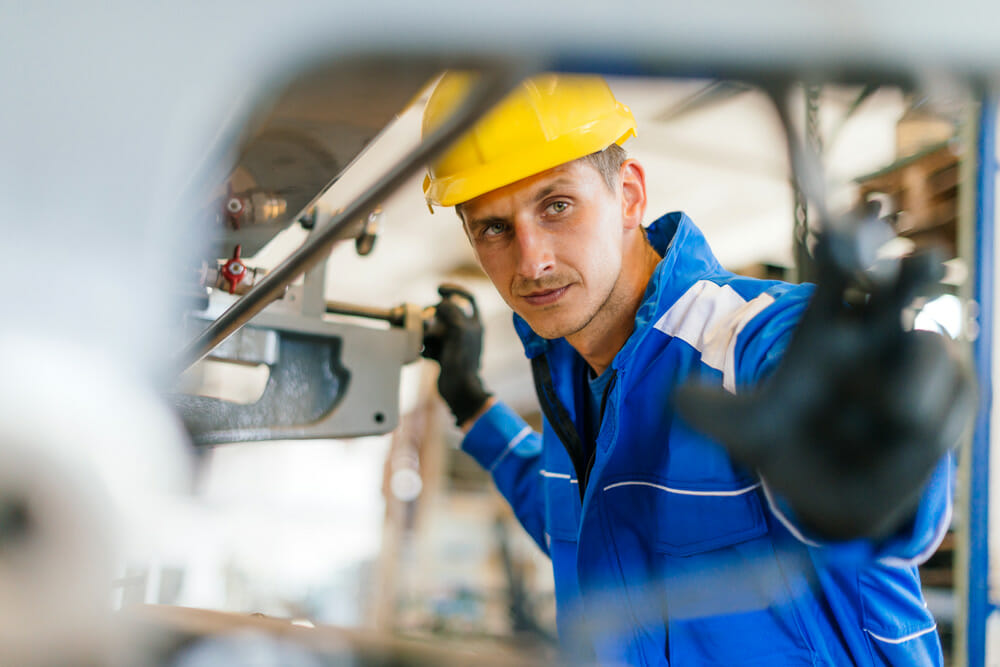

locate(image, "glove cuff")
(445, 379), (493, 427)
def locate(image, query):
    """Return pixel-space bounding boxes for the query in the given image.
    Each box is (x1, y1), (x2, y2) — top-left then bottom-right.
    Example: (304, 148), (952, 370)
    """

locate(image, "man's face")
(459, 159), (627, 340)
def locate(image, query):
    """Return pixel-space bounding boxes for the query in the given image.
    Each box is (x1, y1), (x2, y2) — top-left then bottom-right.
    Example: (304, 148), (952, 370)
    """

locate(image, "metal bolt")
(228, 262), (245, 275)
(227, 197), (243, 214)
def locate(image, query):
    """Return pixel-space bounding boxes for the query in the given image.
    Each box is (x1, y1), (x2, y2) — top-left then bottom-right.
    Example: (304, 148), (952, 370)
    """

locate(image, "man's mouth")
(521, 285), (569, 306)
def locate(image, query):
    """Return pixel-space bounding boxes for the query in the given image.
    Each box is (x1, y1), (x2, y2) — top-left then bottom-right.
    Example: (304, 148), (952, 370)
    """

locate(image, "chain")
(793, 84), (823, 281)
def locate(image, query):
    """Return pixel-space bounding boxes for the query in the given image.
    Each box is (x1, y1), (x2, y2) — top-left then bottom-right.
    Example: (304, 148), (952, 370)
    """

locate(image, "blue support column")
(969, 95), (996, 667)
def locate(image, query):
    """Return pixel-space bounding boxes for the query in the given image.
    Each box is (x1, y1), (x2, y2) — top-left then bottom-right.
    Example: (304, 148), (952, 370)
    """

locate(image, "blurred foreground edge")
(120, 604), (550, 667)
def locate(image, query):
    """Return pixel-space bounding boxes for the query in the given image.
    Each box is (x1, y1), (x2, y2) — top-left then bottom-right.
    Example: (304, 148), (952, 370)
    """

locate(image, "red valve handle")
(220, 245), (246, 294)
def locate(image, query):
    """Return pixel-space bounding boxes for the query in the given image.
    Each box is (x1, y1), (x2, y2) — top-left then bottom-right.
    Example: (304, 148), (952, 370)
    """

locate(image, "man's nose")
(516, 224), (555, 280)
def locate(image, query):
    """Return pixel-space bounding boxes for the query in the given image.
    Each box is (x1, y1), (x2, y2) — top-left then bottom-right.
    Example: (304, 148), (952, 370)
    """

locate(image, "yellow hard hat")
(421, 72), (637, 208)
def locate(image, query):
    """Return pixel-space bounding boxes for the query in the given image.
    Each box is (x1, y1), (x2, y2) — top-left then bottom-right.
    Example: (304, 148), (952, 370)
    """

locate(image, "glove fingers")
(892, 333), (975, 452)
(893, 251), (946, 309)
(422, 300), (466, 361)
(763, 217), (881, 365)
(437, 282), (474, 299)
(438, 283), (480, 318)
(433, 294), (485, 372)
(868, 251), (945, 346)
(433, 298), (467, 328)
(421, 334), (444, 361)
(785, 228), (858, 351)
(423, 283), (480, 361)
(936, 362), (977, 452)
(797, 218), (928, 349)
(880, 332), (955, 428)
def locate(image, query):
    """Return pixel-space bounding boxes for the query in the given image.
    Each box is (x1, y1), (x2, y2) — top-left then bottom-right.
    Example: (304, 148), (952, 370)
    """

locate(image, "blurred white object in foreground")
(0, 334), (192, 666)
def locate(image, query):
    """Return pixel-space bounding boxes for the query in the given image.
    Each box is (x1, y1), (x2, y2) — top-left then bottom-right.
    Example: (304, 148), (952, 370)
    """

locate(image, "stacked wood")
(856, 142), (960, 259)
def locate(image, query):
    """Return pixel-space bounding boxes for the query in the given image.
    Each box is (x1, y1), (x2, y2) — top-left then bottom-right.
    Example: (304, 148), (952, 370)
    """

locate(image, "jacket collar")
(513, 211), (721, 363)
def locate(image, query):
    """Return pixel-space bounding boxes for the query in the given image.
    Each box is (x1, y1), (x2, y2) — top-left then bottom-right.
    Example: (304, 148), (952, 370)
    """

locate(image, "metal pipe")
(325, 300), (403, 326)
(966, 93), (995, 667)
(176, 62), (524, 371)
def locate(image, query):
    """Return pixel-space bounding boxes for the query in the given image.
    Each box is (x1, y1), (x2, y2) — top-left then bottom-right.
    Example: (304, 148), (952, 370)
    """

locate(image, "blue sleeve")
(462, 401), (548, 555)
(732, 280), (812, 387)
(734, 282), (953, 565)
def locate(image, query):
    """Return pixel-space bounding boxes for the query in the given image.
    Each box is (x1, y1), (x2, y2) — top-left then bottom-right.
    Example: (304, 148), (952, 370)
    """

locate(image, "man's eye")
(483, 222), (507, 237)
(547, 201), (569, 214)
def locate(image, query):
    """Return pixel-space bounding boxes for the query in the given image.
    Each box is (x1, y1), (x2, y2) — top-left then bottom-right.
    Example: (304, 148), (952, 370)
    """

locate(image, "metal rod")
(176, 62), (523, 371)
(325, 300), (401, 325)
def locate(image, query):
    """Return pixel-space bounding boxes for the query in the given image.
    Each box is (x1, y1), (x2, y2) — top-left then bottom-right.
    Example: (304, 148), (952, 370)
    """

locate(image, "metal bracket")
(173, 284), (424, 446)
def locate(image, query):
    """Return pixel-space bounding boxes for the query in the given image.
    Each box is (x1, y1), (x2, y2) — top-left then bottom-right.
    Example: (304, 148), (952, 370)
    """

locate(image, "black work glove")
(675, 207), (975, 541)
(422, 284), (493, 426)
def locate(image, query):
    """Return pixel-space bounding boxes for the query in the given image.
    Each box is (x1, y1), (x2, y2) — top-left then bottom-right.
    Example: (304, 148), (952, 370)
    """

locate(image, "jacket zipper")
(531, 356), (587, 501)
(530, 355), (616, 502)
(586, 371), (617, 489)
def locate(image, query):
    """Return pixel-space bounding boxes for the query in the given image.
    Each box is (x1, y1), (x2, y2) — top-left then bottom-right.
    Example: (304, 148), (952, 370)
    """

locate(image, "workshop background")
(1, 3), (995, 665)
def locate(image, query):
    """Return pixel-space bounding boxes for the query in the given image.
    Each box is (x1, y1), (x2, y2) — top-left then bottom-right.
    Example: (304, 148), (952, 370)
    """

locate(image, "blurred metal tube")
(326, 300), (403, 325)
(176, 62), (524, 371)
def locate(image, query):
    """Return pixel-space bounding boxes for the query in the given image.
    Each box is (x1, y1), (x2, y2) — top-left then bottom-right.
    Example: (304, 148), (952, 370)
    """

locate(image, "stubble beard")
(519, 272), (622, 341)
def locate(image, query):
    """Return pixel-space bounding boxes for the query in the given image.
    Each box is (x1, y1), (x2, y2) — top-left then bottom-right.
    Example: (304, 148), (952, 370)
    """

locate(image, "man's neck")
(567, 235), (661, 376)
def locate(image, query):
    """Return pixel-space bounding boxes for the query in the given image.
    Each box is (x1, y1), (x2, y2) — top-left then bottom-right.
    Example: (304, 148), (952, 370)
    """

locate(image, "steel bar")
(176, 62), (524, 371)
(325, 300), (403, 326)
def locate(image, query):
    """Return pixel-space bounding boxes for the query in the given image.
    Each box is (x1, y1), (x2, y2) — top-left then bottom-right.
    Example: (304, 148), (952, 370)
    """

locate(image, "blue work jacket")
(463, 212), (952, 666)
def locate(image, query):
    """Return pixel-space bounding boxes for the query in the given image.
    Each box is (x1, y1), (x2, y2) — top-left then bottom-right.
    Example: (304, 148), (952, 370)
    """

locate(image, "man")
(420, 72), (971, 666)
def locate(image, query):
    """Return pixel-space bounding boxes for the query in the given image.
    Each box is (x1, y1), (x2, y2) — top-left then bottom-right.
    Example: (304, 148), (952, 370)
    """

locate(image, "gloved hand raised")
(675, 209), (975, 541)
(422, 284), (493, 427)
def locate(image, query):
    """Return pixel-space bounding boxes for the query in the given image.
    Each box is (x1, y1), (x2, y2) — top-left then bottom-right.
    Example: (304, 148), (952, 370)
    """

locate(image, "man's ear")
(620, 159), (647, 230)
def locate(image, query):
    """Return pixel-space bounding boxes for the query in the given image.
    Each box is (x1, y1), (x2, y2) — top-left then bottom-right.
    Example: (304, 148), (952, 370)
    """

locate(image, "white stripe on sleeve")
(489, 425), (533, 471)
(654, 281), (775, 393)
(865, 625), (938, 645)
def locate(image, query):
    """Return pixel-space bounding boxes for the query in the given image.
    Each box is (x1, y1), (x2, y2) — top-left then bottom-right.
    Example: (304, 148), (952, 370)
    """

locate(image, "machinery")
(172, 60), (436, 444)
(170, 58), (522, 446)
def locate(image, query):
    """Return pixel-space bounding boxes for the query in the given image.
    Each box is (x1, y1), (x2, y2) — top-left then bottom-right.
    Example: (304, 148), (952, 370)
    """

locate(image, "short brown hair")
(582, 143), (628, 192)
